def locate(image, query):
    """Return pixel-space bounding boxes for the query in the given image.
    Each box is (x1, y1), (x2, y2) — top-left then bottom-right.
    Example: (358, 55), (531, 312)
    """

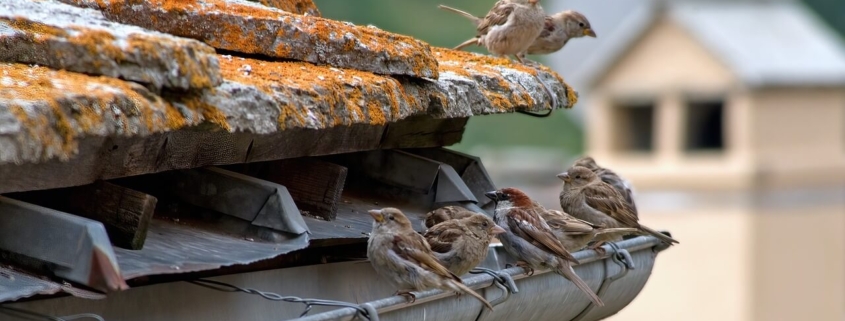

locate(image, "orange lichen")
(0, 63), (173, 159)
(67, 27), (125, 67)
(80, 0), (437, 78)
(4, 17), (68, 39)
(216, 55), (421, 129)
(434, 47), (574, 110)
(180, 96), (231, 131)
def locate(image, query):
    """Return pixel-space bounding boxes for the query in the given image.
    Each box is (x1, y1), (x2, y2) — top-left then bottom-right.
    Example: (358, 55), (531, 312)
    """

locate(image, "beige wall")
(748, 88), (845, 189)
(587, 18), (755, 191)
(585, 12), (845, 321)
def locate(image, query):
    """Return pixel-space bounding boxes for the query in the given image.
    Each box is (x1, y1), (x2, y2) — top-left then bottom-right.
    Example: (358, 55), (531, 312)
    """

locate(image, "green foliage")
(314, 0), (585, 154)
(802, 0), (845, 40)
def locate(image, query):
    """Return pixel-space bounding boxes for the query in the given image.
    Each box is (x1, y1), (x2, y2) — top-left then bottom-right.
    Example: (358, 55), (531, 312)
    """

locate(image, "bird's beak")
(491, 225), (506, 235)
(368, 209), (384, 223)
(556, 172), (570, 181)
(528, 0), (539, 5)
(484, 191), (498, 201)
(583, 28), (596, 37)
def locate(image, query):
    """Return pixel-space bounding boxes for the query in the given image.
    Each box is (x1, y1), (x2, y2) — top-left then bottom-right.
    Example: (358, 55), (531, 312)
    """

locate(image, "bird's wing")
(477, 2), (514, 36)
(507, 208), (578, 263)
(393, 233), (461, 282)
(539, 16), (555, 38)
(582, 183), (640, 228)
(423, 224), (464, 253)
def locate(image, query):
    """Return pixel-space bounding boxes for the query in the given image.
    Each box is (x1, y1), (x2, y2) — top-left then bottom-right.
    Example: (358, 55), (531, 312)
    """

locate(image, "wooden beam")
(8, 181), (157, 250)
(0, 115), (467, 195)
(232, 159), (348, 221)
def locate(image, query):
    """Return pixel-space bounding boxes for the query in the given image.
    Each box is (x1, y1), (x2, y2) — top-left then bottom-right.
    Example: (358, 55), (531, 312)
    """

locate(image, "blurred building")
(548, 1), (845, 320)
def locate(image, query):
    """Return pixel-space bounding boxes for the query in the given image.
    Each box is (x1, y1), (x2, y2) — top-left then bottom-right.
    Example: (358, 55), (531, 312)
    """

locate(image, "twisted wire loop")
(469, 267), (519, 294)
(0, 306), (105, 321)
(187, 279), (378, 321)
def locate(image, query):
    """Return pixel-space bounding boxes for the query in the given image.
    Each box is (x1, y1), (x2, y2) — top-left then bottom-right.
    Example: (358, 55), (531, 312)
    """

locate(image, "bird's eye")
(483, 222), (488, 227)
(575, 175), (581, 179)
(388, 216), (394, 221)
(579, 22), (585, 27)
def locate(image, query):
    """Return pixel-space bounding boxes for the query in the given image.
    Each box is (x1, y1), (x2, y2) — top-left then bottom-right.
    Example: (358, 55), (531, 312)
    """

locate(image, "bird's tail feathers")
(594, 227), (638, 237)
(454, 38), (478, 51)
(438, 5), (480, 24)
(448, 280), (494, 311)
(639, 225), (679, 244)
(556, 260), (605, 307)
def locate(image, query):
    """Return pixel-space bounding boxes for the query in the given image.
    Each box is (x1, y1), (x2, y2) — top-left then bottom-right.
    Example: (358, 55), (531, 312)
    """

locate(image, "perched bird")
(541, 209), (638, 252)
(367, 208), (493, 310)
(572, 156), (638, 217)
(519, 10), (596, 60)
(558, 166), (679, 251)
(439, 0), (545, 63)
(486, 188), (604, 307)
(424, 212), (506, 276)
(439, 5), (595, 60)
(422, 205), (477, 230)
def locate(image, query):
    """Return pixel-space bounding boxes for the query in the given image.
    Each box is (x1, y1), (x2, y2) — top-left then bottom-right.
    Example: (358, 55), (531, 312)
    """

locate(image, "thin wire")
(186, 279), (377, 320)
(0, 306), (107, 321)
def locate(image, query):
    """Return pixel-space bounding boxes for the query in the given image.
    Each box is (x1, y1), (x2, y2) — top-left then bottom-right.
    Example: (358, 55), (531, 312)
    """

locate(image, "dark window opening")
(684, 100), (724, 151)
(612, 102), (654, 152)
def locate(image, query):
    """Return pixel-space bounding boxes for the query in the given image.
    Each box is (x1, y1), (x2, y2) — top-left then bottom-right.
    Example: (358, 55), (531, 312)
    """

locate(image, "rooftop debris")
(0, 0), (221, 91)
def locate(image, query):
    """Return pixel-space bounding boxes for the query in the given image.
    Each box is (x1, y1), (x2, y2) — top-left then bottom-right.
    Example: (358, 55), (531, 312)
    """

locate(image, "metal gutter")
(291, 235), (668, 321)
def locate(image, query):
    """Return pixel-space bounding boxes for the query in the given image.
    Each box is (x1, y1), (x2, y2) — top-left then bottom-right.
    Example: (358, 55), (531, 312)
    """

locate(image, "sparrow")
(422, 205), (477, 230)
(519, 10), (596, 61)
(558, 166), (679, 251)
(439, 0), (545, 64)
(572, 156), (638, 217)
(439, 5), (595, 61)
(485, 188), (604, 307)
(541, 209), (638, 252)
(367, 208), (493, 310)
(424, 212), (506, 276)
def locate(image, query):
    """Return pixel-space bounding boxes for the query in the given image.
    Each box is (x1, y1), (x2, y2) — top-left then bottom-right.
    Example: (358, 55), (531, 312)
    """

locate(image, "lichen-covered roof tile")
(427, 48), (576, 118)
(245, 0), (320, 17)
(0, 63), (208, 164)
(0, 0), (221, 91)
(60, 0), (438, 79)
(174, 55), (427, 133)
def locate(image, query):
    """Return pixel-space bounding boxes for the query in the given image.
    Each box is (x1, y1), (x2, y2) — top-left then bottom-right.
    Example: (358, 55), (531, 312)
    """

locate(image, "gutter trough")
(292, 234), (669, 321)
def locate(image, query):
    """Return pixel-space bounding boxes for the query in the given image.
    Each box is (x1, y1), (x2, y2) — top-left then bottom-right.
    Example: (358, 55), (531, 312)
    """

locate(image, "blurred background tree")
(314, 0), (585, 155)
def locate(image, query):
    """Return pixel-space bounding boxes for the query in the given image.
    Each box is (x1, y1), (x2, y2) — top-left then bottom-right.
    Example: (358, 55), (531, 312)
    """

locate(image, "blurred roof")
(548, 0), (845, 89)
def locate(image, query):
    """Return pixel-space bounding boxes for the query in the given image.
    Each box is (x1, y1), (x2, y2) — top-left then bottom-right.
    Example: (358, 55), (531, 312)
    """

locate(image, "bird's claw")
(396, 291), (416, 304)
(515, 261), (534, 276)
(589, 241), (608, 256)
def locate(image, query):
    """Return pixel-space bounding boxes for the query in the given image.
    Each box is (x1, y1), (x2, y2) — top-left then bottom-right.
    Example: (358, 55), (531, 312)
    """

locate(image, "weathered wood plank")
(8, 181), (158, 250)
(0, 115), (468, 194)
(233, 159), (348, 221)
(380, 116), (468, 149)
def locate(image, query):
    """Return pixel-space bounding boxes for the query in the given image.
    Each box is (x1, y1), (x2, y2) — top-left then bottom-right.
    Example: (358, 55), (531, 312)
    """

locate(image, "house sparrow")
(558, 167), (679, 251)
(422, 205), (477, 230)
(485, 188), (604, 307)
(439, 5), (595, 60)
(424, 212), (506, 276)
(367, 208), (493, 310)
(572, 156), (638, 217)
(439, 0), (545, 64)
(541, 209), (638, 252)
(518, 10), (596, 61)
